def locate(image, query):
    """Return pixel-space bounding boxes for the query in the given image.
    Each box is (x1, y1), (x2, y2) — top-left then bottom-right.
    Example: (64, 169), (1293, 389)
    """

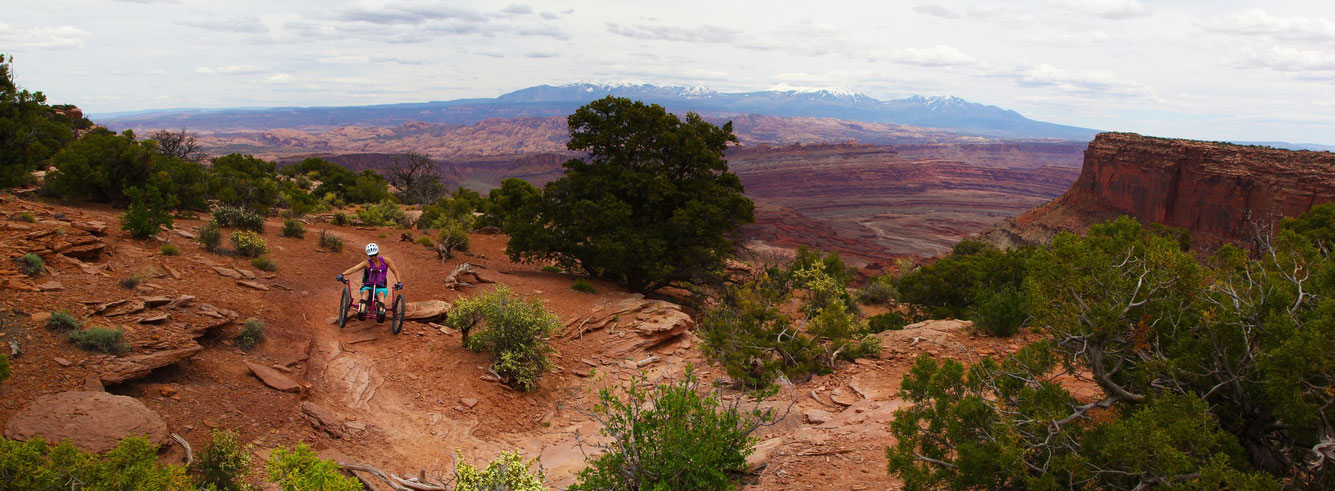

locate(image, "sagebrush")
(446, 286), (558, 391)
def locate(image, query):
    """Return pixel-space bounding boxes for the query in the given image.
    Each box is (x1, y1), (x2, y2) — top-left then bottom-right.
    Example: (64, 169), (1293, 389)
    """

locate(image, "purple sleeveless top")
(364, 257), (388, 286)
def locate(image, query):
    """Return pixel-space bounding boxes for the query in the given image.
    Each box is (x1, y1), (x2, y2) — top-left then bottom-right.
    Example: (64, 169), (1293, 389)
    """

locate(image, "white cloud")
(196, 65), (266, 75)
(0, 23), (91, 50)
(876, 45), (976, 67)
(179, 16), (268, 34)
(1053, 0), (1150, 20)
(264, 73), (291, 84)
(524, 51), (558, 58)
(1200, 9), (1335, 42)
(1010, 64), (1149, 96)
(914, 4), (961, 19)
(500, 4), (533, 15)
(1228, 46), (1335, 73)
(606, 22), (740, 44)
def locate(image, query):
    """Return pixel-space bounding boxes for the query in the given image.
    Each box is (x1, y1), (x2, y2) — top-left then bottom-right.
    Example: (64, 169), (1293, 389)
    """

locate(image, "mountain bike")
(337, 278), (406, 334)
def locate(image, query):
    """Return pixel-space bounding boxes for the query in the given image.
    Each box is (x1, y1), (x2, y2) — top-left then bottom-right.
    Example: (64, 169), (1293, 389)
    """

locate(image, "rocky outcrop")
(982, 133), (1335, 248)
(4, 391), (169, 453)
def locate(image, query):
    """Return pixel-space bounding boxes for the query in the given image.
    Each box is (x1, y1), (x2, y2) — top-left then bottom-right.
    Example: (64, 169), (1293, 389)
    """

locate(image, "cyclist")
(336, 243), (403, 321)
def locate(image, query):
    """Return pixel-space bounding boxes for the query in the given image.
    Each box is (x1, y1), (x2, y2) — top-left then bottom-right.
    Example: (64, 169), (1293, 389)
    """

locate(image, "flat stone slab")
(245, 361), (301, 392)
(4, 391), (168, 453)
(237, 280), (270, 291)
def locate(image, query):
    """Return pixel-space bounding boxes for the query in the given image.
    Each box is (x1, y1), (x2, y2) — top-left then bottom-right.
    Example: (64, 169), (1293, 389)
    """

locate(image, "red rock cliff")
(982, 132), (1335, 247)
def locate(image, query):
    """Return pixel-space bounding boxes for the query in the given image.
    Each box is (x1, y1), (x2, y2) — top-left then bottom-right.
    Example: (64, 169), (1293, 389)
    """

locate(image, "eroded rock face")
(4, 391), (169, 453)
(983, 133), (1335, 248)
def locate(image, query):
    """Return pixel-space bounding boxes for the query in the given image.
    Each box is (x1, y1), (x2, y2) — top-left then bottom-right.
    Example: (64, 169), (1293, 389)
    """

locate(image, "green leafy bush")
(416, 236), (434, 248)
(571, 278), (595, 294)
(208, 154), (281, 213)
(230, 231), (268, 257)
(15, 253), (43, 277)
(417, 187), (485, 229)
(966, 286), (1026, 337)
(0, 436), (193, 489)
(250, 256), (277, 272)
(160, 243), (180, 255)
(70, 326), (127, 354)
(355, 199), (405, 226)
(266, 444), (361, 491)
(198, 221), (222, 252)
(434, 217), (469, 259)
(454, 451), (545, 491)
(280, 219), (305, 238)
(856, 278), (896, 305)
(17, 212), (35, 223)
(570, 367), (775, 490)
(46, 310), (81, 331)
(237, 319), (265, 350)
(120, 185), (175, 239)
(212, 205), (265, 232)
(867, 312), (909, 333)
(886, 216), (1331, 488)
(541, 265), (561, 273)
(896, 240), (1032, 319)
(330, 211), (349, 226)
(446, 286), (558, 391)
(193, 429), (251, 490)
(318, 230), (343, 252)
(700, 250), (880, 388)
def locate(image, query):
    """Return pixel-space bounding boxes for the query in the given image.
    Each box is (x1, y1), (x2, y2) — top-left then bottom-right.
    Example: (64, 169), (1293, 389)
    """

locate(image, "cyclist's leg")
(359, 286), (372, 314)
(374, 286), (389, 318)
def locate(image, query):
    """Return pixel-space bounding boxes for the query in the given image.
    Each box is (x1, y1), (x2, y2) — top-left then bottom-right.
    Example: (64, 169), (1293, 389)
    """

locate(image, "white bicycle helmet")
(365, 243), (379, 256)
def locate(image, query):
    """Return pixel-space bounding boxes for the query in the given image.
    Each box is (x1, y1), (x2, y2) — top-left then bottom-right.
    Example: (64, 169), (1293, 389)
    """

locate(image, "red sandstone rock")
(4, 391), (169, 453)
(983, 133), (1335, 248)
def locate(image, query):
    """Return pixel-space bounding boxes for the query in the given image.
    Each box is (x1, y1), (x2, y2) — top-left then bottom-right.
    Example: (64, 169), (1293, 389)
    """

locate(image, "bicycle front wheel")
(338, 287), (351, 329)
(391, 294), (405, 334)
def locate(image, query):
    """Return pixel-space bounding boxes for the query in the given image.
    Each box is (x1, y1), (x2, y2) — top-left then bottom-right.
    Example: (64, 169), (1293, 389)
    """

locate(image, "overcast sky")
(7, 0), (1335, 144)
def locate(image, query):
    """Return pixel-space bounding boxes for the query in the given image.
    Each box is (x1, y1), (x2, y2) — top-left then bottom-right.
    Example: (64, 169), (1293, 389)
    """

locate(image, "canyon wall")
(983, 132), (1335, 248)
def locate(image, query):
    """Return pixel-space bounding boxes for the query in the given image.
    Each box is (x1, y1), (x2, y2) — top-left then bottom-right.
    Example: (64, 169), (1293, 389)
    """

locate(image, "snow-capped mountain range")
(98, 82), (1098, 141)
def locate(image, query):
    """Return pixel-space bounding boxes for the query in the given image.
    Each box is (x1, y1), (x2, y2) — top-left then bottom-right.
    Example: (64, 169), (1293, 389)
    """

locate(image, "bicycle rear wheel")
(391, 294), (405, 334)
(338, 287), (350, 328)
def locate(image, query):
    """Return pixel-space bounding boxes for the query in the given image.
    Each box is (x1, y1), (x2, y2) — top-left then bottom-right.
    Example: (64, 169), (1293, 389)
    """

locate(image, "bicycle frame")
(339, 279), (402, 318)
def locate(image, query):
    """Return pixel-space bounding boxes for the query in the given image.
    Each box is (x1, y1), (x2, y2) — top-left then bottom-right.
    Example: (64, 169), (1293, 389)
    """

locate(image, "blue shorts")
(359, 286), (389, 297)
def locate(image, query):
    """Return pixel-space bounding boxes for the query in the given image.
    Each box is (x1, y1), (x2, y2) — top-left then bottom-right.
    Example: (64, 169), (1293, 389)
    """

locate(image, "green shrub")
(47, 310), (81, 331)
(966, 286), (1026, 337)
(193, 429), (251, 490)
(160, 243), (180, 256)
(250, 256), (277, 272)
(446, 286), (558, 391)
(266, 444), (361, 491)
(17, 212), (35, 223)
(230, 231), (268, 257)
(454, 451), (545, 491)
(868, 312), (909, 333)
(416, 236), (434, 248)
(237, 319), (265, 350)
(198, 221), (222, 252)
(330, 211), (349, 226)
(120, 185), (175, 239)
(569, 367), (775, 491)
(896, 240), (1032, 319)
(571, 278), (595, 294)
(434, 217), (470, 259)
(541, 265), (561, 273)
(856, 278), (896, 305)
(280, 219), (305, 239)
(15, 253), (43, 277)
(0, 353), (9, 386)
(700, 252), (880, 388)
(212, 205), (265, 232)
(318, 230), (343, 252)
(355, 199), (405, 227)
(69, 326), (127, 354)
(0, 436), (193, 489)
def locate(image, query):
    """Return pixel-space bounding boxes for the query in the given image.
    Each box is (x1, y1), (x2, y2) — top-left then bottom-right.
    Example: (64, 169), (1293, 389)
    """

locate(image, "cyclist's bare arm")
(340, 262), (367, 278)
(384, 257), (402, 285)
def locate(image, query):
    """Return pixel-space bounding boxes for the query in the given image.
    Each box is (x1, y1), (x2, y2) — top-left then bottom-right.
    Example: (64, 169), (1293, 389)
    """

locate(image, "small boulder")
(403, 300), (451, 321)
(4, 391), (168, 453)
(746, 437), (785, 472)
(212, 267), (243, 279)
(236, 280), (270, 291)
(461, 397), (479, 409)
(36, 281), (64, 291)
(245, 361), (301, 392)
(805, 409), (832, 425)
